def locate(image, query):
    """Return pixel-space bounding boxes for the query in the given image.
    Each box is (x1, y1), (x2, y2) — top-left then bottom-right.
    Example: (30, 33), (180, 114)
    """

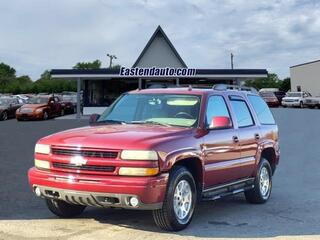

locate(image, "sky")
(0, 0), (320, 80)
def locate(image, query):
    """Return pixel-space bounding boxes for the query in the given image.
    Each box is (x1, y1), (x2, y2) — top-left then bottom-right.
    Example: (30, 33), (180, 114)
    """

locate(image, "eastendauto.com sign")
(120, 67), (196, 77)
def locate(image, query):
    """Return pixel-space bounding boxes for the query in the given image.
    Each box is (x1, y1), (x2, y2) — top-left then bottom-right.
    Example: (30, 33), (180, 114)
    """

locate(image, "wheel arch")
(172, 157), (204, 199)
(260, 147), (277, 174)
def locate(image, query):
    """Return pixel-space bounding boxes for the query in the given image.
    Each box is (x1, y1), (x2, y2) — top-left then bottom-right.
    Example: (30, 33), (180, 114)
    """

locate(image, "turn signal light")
(118, 167), (159, 176)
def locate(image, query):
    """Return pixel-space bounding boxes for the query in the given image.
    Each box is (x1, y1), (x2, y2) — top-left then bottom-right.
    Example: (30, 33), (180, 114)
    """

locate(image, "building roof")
(132, 25), (187, 68)
(290, 59), (320, 68)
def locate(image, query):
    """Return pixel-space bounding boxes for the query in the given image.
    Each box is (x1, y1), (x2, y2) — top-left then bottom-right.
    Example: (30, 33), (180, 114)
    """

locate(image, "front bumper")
(16, 112), (43, 120)
(266, 101), (280, 107)
(282, 101), (300, 107)
(28, 167), (168, 210)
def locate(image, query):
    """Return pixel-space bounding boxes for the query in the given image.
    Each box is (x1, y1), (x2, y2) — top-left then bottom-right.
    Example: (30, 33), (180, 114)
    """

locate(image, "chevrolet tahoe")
(28, 86), (280, 231)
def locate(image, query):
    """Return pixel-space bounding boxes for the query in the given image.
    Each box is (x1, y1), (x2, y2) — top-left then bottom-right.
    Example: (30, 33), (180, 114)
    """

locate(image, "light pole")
(230, 53), (234, 69)
(107, 53), (117, 68)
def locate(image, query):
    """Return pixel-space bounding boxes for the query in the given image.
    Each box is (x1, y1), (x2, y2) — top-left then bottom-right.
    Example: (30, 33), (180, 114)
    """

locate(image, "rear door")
(228, 95), (259, 177)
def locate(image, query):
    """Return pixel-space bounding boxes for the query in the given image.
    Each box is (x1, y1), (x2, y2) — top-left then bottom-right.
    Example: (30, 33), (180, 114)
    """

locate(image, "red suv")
(28, 86), (279, 231)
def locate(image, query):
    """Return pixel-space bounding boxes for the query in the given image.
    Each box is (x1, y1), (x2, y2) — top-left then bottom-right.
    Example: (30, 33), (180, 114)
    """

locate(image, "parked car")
(13, 94), (30, 104)
(259, 91), (280, 107)
(282, 91), (311, 108)
(0, 97), (23, 121)
(16, 95), (63, 121)
(274, 91), (286, 103)
(28, 86), (279, 231)
(60, 94), (77, 114)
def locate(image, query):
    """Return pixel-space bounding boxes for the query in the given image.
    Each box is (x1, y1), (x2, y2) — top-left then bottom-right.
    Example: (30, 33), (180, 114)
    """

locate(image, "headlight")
(35, 108), (43, 113)
(120, 150), (158, 160)
(35, 159), (50, 170)
(118, 167), (159, 176)
(35, 144), (50, 154)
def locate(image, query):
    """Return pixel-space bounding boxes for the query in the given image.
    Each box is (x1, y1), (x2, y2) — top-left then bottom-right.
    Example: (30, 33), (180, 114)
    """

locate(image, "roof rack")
(213, 84), (258, 93)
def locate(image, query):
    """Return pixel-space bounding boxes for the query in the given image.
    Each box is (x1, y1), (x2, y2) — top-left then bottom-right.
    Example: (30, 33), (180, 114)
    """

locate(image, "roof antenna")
(188, 85), (192, 91)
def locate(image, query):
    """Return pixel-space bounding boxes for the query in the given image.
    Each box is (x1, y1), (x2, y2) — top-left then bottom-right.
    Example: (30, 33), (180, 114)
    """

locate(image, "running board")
(202, 178), (255, 201)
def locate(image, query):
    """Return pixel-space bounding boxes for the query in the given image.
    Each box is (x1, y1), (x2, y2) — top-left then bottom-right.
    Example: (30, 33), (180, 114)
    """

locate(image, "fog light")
(129, 197), (139, 207)
(34, 187), (41, 197)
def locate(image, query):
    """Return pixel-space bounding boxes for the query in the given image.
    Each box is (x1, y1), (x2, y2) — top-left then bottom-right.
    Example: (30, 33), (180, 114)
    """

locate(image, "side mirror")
(209, 116), (232, 129)
(89, 114), (100, 124)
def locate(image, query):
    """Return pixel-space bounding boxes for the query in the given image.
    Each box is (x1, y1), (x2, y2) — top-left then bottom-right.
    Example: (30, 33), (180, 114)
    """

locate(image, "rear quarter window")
(248, 95), (275, 125)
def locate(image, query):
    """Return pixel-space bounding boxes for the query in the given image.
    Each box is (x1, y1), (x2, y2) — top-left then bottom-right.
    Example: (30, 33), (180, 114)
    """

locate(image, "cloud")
(0, 0), (319, 79)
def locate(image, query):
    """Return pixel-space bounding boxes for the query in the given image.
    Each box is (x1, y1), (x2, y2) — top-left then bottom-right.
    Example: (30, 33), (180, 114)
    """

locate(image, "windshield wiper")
(129, 120), (171, 127)
(96, 119), (127, 125)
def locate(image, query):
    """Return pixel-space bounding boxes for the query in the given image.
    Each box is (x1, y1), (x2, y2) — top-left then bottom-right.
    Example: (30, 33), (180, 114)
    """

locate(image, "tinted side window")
(248, 95), (275, 125)
(206, 96), (231, 127)
(230, 99), (254, 128)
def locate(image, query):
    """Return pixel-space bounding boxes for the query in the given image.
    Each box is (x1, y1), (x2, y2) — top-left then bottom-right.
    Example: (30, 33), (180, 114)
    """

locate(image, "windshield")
(98, 94), (201, 127)
(0, 98), (10, 105)
(260, 92), (275, 97)
(27, 97), (49, 104)
(286, 92), (301, 97)
(62, 95), (77, 102)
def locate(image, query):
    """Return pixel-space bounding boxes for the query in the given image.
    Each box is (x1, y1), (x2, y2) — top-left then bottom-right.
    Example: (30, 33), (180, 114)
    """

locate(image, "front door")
(202, 95), (241, 187)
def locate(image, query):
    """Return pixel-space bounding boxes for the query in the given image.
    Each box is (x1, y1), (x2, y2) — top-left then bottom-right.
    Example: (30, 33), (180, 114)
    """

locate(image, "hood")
(39, 124), (193, 150)
(21, 104), (47, 109)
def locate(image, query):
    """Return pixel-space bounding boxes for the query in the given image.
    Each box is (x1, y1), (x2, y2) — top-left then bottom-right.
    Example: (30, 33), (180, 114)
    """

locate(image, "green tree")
(0, 63), (16, 92)
(244, 73), (281, 90)
(73, 60), (101, 69)
(279, 77), (291, 92)
(0, 62), (16, 77)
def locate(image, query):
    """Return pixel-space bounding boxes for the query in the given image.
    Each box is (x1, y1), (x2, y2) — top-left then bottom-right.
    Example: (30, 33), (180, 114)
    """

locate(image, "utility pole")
(107, 53), (117, 68)
(230, 53), (234, 69)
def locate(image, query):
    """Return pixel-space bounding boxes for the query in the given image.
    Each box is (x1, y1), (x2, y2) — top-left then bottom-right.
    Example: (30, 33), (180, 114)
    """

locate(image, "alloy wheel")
(173, 180), (192, 223)
(259, 166), (270, 198)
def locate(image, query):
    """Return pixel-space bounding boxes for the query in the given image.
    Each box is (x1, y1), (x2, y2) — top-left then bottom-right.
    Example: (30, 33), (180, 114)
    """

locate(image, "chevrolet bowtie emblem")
(70, 156), (87, 166)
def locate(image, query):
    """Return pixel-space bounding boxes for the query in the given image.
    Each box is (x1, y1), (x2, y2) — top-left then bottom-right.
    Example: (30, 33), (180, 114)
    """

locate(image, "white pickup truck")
(281, 91), (312, 108)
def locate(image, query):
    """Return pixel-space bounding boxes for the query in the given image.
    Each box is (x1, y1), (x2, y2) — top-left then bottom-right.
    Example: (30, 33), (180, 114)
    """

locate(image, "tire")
(300, 101), (304, 108)
(1, 111), (8, 121)
(46, 199), (86, 218)
(152, 166), (197, 231)
(43, 111), (49, 120)
(245, 158), (272, 204)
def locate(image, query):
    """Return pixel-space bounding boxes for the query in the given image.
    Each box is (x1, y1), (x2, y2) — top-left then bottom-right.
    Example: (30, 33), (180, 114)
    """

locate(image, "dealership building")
(51, 26), (268, 117)
(290, 60), (320, 96)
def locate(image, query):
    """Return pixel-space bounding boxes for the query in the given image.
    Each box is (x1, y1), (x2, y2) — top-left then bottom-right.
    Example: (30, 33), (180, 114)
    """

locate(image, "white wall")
(135, 33), (185, 68)
(290, 61), (320, 96)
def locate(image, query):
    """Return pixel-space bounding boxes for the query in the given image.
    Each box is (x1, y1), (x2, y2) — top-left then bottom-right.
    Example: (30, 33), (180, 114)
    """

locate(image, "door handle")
(232, 136), (239, 143)
(254, 133), (260, 140)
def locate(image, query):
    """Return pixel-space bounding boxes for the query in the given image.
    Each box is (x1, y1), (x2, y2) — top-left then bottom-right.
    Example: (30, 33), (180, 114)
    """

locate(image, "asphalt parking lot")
(0, 108), (320, 240)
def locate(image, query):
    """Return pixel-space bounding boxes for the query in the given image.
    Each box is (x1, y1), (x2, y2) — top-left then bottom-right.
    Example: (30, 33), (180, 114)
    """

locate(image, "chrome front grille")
(51, 148), (118, 159)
